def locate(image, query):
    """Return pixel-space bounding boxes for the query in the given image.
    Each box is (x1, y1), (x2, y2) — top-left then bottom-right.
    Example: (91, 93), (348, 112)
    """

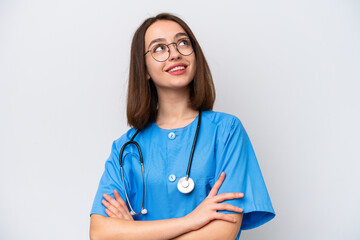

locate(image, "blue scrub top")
(91, 110), (275, 239)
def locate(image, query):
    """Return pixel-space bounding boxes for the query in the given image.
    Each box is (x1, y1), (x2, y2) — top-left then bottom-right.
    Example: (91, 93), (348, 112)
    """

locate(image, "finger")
(214, 203), (243, 213)
(213, 192), (244, 202)
(104, 193), (130, 218)
(113, 190), (133, 220)
(208, 172), (225, 197)
(105, 208), (116, 217)
(103, 193), (122, 209)
(102, 199), (123, 218)
(214, 212), (238, 223)
(113, 190), (129, 210)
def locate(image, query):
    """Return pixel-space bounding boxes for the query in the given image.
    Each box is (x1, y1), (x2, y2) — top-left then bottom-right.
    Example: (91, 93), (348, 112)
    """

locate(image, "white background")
(1, 0), (359, 239)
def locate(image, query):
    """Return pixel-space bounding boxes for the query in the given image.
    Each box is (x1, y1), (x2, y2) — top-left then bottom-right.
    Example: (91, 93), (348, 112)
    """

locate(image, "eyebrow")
(147, 32), (189, 49)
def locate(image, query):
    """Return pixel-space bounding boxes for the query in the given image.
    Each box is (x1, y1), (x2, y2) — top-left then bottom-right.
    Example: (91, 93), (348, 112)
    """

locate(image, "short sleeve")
(90, 140), (127, 217)
(215, 117), (275, 230)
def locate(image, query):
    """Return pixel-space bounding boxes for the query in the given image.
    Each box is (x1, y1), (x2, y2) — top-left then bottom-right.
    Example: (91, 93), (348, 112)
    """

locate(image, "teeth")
(168, 66), (185, 72)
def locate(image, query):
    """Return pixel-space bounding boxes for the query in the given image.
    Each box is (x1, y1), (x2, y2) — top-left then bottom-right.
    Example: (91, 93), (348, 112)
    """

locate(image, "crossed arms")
(90, 172), (243, 240)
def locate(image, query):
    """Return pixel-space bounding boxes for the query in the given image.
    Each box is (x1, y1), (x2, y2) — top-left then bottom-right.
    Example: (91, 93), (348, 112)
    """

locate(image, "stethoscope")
(119, 111), (202, 215)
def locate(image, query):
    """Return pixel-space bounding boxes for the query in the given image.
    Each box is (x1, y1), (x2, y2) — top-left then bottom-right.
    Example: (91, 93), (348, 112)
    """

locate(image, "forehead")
(145, 20), (187, 45)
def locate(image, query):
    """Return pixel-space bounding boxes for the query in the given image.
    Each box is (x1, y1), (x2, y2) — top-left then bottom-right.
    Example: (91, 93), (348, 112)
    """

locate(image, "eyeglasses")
(144, 38), (194, 62)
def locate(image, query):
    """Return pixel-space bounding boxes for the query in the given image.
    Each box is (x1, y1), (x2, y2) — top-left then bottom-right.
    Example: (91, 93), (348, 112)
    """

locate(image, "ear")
(146, 71), (151, 80)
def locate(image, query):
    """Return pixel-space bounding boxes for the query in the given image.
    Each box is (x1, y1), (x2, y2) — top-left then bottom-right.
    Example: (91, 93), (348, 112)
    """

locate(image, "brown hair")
(127, 13), (216, 129)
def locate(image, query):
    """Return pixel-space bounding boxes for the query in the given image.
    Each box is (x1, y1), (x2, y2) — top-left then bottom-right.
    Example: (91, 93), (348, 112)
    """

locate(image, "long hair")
(127, 13), (216, 129)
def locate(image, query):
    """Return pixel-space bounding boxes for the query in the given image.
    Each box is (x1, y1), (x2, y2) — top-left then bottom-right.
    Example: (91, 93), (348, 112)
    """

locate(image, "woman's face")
(144, 20), (196, 92)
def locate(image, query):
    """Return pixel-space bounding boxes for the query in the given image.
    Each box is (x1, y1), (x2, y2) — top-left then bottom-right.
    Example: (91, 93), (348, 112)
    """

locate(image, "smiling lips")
(166, 63), (187, 75)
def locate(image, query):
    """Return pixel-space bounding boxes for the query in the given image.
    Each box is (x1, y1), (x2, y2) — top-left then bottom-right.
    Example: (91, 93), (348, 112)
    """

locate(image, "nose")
(168, 43), (181, 61)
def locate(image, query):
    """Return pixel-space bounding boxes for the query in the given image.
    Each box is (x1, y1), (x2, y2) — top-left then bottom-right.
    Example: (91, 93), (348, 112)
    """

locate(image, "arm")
(171, 214), (242, 240)
(90, 214), (242, 240)
(90, 214), (193, 240)
(91, 173), (244, 240)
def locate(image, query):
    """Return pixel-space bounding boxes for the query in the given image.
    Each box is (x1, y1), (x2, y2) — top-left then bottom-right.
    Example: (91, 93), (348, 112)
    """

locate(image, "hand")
(184, 172), (244, 231)
(102, 189), (134, 221)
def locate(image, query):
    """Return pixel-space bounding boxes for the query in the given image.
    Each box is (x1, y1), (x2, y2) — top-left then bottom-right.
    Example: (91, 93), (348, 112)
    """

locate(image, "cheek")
(145, 60), (155, 78)
(145, 59), (162, 77)
(190, 57), (197, 77)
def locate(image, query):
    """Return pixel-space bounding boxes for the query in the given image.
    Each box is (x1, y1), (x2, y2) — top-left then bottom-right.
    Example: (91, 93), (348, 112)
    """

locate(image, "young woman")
(90, 13), (275, 240)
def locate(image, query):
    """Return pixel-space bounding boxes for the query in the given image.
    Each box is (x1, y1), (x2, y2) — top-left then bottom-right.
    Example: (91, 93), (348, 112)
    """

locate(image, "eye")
(152, 44), (167, 53)
(178, 39), (190, 47)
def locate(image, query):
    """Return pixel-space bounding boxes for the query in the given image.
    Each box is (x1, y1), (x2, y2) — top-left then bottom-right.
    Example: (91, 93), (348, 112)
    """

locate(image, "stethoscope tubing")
(118, 111), (202, 215)
(185, 111), (201, 180)
(119, 133), (146, 215)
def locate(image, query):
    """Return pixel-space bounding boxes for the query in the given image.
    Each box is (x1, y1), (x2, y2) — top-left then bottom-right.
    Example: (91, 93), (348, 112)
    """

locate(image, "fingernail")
(238, 193), (244, 197)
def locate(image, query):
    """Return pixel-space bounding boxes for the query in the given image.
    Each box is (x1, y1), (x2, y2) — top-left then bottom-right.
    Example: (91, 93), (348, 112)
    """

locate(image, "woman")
(90, 13), (275, 240)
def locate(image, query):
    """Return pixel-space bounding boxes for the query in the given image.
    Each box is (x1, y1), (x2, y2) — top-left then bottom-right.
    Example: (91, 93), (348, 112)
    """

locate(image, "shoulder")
(201, 110), (243, 130)
(112, 128), (138, 151)
(202, 110), (247, 146)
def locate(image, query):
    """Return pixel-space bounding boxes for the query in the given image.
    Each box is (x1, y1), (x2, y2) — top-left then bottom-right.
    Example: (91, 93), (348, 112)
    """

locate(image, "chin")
(170, 79), (192, 88)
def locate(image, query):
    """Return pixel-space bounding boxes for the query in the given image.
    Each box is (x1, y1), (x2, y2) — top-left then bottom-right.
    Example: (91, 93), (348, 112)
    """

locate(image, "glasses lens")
(150, 38), (194, 62)
(177, 38), (193, 56)
(151, 43), (168, 62)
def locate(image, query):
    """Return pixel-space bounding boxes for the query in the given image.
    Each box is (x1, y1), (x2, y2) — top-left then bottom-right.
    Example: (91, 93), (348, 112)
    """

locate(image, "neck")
(155, 86), (198, 128)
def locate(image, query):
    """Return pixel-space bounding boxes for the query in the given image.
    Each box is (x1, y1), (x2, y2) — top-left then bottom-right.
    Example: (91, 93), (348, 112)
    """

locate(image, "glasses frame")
(144, 38), (194, 62)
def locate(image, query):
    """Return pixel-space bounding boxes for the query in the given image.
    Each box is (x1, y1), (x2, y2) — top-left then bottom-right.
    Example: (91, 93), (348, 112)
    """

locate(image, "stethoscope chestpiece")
(130, 208), (147, 216)
(177, 177), (195, 194)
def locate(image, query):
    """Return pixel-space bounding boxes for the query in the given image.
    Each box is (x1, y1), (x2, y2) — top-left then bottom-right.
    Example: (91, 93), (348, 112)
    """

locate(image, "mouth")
(166, 63), (188, 73)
